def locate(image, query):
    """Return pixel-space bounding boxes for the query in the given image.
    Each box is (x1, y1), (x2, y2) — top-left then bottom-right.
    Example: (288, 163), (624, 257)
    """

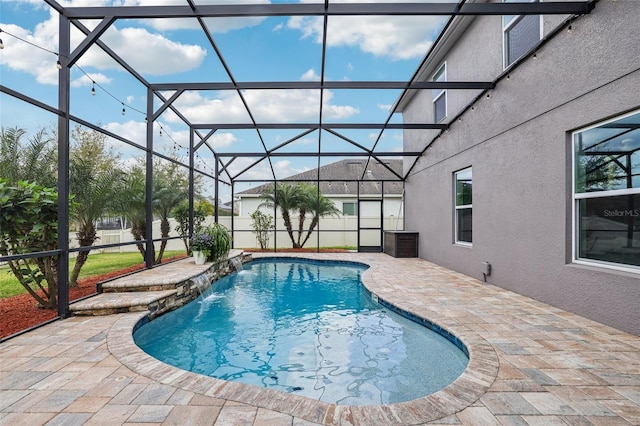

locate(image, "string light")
(4, 27), (216, 164)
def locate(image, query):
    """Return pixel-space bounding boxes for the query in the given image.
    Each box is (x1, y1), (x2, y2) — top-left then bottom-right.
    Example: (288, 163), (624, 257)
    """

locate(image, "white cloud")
(287, 0), (446, 60)
(208, 132), (238, 149)
(71, 72), (111, 88)
(273, 22), (284, 32)
(225, 157), (310, 180)
(162, 89), (358, 124)
(292, 137), (315, 146)
(0, 4), (206, 85)
(103, 120), (169, 148)
(301, 68), (321, 81)
(377, 103), (392, 111)
(0, 21), (60, 85)
(79, 27), (206, 76)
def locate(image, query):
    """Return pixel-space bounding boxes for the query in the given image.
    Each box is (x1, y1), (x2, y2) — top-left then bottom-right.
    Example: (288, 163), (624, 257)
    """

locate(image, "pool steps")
(69, 250), (250, 317)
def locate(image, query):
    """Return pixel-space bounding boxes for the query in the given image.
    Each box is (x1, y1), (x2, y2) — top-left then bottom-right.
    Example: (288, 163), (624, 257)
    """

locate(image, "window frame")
(572, 109), (640, 273)
(342, 201), (358, 216)
(454, 167), (473, 246)
(502, 0), (543, 69)
(432, 62), (447, 123)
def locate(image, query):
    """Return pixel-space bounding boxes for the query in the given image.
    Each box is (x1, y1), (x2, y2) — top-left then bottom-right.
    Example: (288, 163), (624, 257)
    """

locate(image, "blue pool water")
(134, 258), (468, 405)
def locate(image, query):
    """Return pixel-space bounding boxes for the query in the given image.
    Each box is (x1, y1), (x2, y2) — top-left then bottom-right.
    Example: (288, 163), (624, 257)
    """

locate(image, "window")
(432, 63), (446, 123)
(573, 110), (640, 270)
(455, 168), (473, 244)
(503, 0), (542, 68)
(343, 202), (358, 216)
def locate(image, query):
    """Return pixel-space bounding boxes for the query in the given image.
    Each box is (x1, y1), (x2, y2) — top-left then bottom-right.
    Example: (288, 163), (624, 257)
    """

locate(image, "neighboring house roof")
(238, 159), (404, 196)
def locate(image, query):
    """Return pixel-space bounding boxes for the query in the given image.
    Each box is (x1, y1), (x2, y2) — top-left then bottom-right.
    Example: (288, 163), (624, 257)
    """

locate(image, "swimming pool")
(134, 258), (468, 406)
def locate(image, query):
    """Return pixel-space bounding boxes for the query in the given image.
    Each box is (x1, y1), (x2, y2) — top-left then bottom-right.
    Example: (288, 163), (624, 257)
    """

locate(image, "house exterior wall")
(234, 194), (404, 248)
(403, 1), (640, 335)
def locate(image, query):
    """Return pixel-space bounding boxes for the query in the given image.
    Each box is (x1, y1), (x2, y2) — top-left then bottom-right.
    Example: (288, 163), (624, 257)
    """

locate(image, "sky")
(0, 0), (449, 199)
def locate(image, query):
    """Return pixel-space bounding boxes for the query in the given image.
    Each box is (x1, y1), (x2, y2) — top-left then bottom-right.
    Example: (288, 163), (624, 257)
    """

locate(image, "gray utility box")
(383, 231), (419, 258)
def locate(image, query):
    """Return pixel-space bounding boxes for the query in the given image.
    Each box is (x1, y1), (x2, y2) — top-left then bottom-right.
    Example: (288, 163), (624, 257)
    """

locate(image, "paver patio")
(1, 253), (639, 425)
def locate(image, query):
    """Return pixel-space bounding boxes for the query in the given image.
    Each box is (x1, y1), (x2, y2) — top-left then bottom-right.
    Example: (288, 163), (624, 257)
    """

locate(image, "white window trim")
(571, 109), (640, 274)
(432, 62), (447, 123)
(502, 0), (544, 69)
(454, 167), (473, 246)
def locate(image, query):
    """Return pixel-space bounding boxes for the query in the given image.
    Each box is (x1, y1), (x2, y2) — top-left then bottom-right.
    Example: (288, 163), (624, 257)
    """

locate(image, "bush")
(0, 180), (59, 308)
(190, 223), (231, 262)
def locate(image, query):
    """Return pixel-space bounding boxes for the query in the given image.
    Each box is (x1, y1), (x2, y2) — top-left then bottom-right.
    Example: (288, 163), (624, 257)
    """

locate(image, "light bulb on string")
(121, 104), (126, 115)
(56, 57), (62, 69)
(159, 128), (163, 137)
(0, 38), (4, 50)
(91, 82), (96, 96)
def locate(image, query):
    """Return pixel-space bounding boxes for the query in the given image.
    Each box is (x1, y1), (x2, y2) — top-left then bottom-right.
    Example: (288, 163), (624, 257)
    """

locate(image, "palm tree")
(300, 189), (341, 248)
(153, 161), (188, 264)
(295, 183), (315, 247)
(69, 157), (123, 286)
(260, 182), (304, 248)
(0, 126), (56, 186)
(116, 165), (149, 260)
(68, 126), (123, 286)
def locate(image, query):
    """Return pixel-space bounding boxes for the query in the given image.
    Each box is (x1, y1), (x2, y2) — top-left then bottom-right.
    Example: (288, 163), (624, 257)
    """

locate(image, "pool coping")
(107, 254), (499, 425)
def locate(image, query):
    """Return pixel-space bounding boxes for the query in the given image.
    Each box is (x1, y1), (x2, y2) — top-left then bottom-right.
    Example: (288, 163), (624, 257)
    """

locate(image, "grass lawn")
(0, 250), (185, 298)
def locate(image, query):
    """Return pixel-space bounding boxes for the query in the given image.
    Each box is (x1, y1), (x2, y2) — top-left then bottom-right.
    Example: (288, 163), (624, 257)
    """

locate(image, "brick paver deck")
(1, 253), (639, 425)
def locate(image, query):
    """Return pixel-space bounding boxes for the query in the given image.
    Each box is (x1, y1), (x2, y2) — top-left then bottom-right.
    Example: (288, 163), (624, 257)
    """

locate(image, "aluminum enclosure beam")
(216, 151), (420, 157)
(64, 2), (595, 19)
(191, 123), (447, 130)
(149, 81), (494, 91)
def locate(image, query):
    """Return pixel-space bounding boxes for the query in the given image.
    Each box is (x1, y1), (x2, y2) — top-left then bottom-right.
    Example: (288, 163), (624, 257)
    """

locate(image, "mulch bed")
(0, 249), (349, 339)
(0, 255), (186, 339)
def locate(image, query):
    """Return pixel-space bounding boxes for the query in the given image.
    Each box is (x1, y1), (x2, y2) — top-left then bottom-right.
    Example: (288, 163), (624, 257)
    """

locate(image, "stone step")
(101, 249), (246, 293)
(69, 250), (251, 317)
(70, 290), (177, 316)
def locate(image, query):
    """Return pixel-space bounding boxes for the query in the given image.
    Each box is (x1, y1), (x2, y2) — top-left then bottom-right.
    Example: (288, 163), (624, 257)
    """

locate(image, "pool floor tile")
(1, 253), (639, 425)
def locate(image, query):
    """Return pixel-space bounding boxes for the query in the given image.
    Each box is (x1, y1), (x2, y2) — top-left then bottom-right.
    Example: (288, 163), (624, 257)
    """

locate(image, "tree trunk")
(70, 223), (97, 287)
(300, 216), (319, 248)
(282, 210), (300, 248)
(43, 257), (58, 309)
(131, 221), (147, 259)
(296, 208), (306, 247)
(7, 259), (52, 308)
(155, 217), (170, 264)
